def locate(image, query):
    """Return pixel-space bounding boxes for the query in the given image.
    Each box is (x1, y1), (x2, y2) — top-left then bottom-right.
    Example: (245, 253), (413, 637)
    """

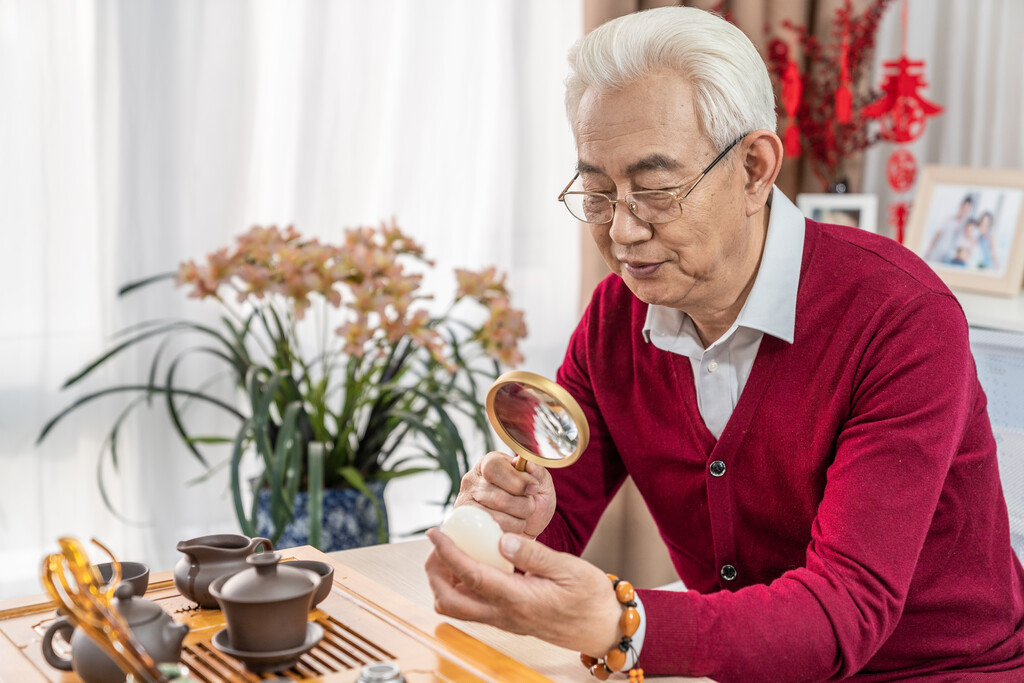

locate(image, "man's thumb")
(500, 533), (559, 576)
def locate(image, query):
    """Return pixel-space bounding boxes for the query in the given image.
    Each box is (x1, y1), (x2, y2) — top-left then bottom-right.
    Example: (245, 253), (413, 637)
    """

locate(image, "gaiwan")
(439, 506), (514, 573)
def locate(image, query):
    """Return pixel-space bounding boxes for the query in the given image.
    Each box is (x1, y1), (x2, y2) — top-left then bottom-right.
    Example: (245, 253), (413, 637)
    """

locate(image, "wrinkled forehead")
(572, 74), (712, 176)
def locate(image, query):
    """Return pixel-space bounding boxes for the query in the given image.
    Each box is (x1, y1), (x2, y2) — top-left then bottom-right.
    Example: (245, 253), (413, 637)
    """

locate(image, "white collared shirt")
(625, 187), (804, 670)
(641, 186), (804, 437)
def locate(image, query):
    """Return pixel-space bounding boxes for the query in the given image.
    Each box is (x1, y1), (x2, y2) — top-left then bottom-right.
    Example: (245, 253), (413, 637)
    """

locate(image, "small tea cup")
(95, 561), (150, 597)
(285, 560), (334, 607)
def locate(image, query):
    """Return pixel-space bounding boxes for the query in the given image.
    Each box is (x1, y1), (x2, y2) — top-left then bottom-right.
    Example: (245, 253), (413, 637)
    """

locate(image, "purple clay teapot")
(42, 583), (190, 683)
(173, 534), (272, 608)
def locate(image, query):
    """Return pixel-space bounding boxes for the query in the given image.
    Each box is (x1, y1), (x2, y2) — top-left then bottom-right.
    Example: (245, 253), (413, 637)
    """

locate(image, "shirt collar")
(642, 185), (804, 345)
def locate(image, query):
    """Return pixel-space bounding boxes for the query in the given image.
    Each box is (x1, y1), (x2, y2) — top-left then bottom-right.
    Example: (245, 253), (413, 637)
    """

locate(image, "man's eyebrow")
(576, 155), (682, 176)
(626, 154), (680, 175)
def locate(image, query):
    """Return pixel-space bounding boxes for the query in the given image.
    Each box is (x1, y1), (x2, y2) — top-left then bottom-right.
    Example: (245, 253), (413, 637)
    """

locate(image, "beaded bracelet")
(579, 573), (644, 681)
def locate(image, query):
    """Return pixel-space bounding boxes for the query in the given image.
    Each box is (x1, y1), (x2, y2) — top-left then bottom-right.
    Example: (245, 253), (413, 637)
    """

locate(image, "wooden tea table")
(0, 542), (713, 682)
(329, 539), (715, 683)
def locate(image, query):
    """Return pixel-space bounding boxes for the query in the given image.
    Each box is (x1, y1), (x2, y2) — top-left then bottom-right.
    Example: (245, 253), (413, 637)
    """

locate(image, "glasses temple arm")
(557, 172), (580, 201)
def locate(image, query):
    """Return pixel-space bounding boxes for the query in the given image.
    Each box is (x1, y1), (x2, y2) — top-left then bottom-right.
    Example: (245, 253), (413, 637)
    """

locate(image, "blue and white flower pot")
(255, 482), (388, 552)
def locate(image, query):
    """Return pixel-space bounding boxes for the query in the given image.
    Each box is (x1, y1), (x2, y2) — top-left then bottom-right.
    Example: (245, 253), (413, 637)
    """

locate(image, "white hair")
(565, 6), (777, 152)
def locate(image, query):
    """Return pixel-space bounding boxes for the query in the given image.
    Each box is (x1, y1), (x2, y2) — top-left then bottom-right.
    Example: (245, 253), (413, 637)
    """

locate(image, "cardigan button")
(720, 564), (738, 581)
(709, 460), (726, 477)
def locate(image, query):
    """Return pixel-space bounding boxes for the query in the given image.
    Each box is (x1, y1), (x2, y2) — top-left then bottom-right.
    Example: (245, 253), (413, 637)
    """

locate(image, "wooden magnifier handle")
(514, 455), (528, 472)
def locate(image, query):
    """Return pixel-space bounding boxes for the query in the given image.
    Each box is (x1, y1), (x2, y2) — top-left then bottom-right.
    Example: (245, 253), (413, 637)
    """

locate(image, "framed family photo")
(797, 193), (879, 233)
(905, 165), (1024, 296)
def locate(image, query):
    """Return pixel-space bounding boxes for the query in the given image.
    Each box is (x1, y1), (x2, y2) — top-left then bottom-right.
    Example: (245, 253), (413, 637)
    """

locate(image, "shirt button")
(707, 360), (719, 373)
(720, 564), (738, 581)
(709, 460), (726, 477)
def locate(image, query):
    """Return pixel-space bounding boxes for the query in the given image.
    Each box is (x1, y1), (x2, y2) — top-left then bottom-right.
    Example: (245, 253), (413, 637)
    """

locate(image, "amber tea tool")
(40, 537), (169, 683)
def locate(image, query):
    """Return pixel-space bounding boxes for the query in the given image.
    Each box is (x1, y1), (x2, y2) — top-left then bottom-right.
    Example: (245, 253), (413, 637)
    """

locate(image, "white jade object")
(439, 506), (514, 573)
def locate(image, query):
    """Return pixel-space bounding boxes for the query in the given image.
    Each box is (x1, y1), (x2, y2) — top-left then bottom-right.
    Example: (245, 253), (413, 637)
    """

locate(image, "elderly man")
(425, 7), (1024, 681)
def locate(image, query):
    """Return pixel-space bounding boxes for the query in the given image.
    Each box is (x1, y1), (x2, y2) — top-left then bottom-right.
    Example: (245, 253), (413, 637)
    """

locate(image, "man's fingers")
(480, 452), (541, 495)
(499, 533), (570, 580)
(425, 528), (516, 622)
(468, 489), (535, 527)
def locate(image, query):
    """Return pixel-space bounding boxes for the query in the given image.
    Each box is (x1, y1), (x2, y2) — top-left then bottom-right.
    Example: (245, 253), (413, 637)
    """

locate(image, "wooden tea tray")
(0, 545), (553, 683)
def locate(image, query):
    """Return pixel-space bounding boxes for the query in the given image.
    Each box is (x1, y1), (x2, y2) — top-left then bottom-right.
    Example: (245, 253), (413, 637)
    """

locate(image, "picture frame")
(796, 193), (879, 233)
(905, 165), (1024, 296)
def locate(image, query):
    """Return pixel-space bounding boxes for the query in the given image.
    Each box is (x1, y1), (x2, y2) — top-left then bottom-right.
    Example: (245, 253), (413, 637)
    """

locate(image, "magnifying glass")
(485, 371), (590, 471)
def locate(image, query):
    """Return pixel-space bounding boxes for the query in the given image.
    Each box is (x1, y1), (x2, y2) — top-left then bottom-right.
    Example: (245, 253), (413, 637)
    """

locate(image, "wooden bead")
(620, 606), (640, 637)
(604, 647), (627, 672)
(581, 574), (644, 679)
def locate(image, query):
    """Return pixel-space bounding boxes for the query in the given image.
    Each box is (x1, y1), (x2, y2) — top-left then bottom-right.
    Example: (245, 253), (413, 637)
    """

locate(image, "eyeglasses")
(557, 135), (744, 225)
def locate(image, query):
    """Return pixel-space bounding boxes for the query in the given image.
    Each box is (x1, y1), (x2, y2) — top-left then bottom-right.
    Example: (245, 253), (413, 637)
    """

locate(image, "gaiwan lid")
(216, 552), (316, 602)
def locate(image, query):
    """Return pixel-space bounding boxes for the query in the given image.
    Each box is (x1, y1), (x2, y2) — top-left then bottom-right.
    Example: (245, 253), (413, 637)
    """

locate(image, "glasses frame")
(557, 135), (746, 225)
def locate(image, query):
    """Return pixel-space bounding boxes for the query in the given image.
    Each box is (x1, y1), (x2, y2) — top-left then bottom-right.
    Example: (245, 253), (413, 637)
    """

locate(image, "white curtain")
(0, 0), (582, 599)
(862, 0), (1024, 232)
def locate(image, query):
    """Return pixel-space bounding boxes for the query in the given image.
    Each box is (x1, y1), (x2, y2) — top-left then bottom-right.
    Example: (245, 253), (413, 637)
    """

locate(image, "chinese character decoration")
(765, 0), (894, 191)
(862, 1), (944, 242)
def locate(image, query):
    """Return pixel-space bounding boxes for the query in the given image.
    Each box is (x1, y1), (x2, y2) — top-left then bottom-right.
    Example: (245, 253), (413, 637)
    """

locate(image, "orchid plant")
(40, 221), (527, 548)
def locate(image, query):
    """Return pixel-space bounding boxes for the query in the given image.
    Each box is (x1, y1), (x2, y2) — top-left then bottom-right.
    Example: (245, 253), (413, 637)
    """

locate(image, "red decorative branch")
(765, 0), (895, 189)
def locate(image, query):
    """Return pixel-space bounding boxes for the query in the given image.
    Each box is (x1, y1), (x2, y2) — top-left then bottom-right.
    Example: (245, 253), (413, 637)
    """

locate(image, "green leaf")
(373, 466), (436, 482)
(229, 421), (258, 537)
(38, 385), (245, 445)
(165, 353), (214, 468)
(308, 443), (326, 549)
(117, 271), (177, 296)
(185, 436), (234, 445)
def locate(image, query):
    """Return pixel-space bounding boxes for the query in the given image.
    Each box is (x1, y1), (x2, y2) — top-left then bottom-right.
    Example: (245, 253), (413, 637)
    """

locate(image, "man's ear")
(741, 130), (783, 217)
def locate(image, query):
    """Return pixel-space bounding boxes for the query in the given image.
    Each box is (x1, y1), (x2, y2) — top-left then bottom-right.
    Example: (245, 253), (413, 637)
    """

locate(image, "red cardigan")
(539, 220), (1024, 681)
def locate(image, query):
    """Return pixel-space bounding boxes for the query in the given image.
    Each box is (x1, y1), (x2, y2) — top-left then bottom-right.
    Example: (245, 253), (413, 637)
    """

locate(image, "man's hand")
(425, 527), (622, 657)
(454, 452), (555, 538)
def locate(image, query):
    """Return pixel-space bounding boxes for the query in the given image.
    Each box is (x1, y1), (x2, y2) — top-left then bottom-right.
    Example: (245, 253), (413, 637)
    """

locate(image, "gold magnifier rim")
(485, 370), (589, 468)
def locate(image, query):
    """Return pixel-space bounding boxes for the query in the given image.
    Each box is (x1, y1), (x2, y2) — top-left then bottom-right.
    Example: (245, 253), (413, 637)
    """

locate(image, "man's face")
(573, 72), (756, 313)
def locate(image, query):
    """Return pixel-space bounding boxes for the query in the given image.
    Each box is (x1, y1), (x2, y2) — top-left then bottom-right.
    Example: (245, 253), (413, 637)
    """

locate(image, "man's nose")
(607, 201), (653, 245)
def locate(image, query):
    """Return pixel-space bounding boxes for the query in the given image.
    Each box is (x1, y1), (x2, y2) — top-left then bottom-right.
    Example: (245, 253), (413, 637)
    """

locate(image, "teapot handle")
(41, 617), (74, 671)
(250, 536), (273, 553)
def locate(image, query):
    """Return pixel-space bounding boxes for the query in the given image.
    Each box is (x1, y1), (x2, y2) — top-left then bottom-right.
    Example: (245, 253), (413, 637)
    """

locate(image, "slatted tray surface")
(0, 546), (553, 683)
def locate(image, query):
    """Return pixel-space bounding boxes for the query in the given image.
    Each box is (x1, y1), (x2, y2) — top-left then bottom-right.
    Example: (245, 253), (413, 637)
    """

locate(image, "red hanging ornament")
(782, 57), (803, 156)
(886, 148), (917, 193)
(887, 201), (911, 243)
(769, 38), (804, 158)
(862, 1), (943, 143)
(835, 35), (853, 123)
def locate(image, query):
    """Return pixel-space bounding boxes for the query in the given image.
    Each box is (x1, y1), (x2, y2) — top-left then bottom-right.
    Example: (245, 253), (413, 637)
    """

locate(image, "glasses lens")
(564, 193), (613, 224)
(630, 191), (681, 224)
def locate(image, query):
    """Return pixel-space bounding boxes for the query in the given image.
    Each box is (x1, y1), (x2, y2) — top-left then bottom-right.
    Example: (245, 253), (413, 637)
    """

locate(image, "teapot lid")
(113, 583), (165, 626)
(217, 552), (316, 602)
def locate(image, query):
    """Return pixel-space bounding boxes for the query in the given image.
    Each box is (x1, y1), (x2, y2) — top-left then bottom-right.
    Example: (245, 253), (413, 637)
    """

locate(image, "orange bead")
(591, 663), (611, 680)
(615, 580), (635, 604)
(580, 654), (598, 668)
(605, 648), (627, 672)
(620, 606), (640, 637)
(606, 573), (618, 583)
